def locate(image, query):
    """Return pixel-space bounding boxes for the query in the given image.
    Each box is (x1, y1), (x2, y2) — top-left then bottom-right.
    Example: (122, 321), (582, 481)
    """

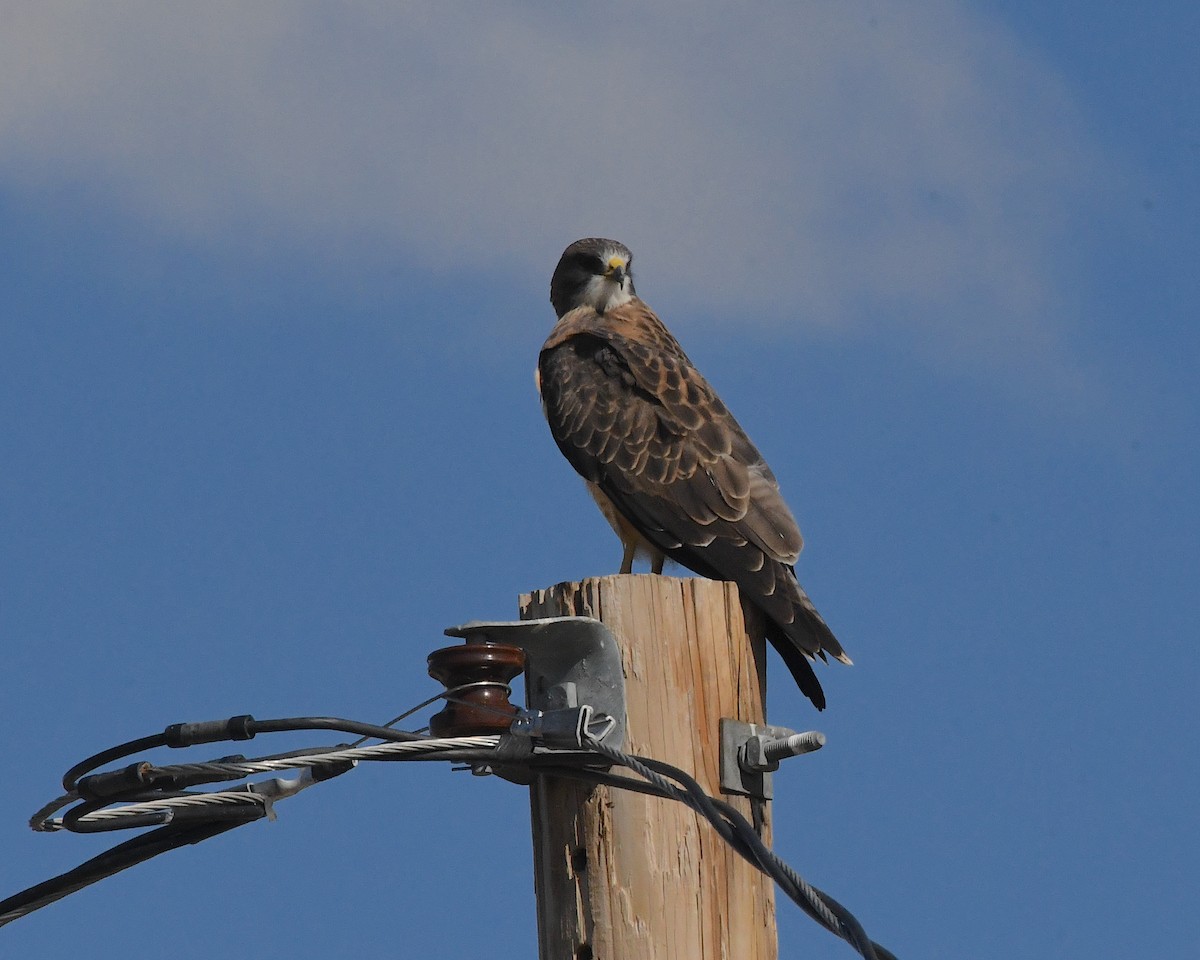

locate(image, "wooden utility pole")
(520, 574), (777, 960)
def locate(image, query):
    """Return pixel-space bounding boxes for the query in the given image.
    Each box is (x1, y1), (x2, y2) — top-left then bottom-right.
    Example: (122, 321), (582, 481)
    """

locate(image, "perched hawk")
(537, 238), (850, 709)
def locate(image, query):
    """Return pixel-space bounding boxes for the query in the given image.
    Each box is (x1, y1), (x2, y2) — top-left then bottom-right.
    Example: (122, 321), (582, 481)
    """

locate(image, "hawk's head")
(550, 238), (637, 318)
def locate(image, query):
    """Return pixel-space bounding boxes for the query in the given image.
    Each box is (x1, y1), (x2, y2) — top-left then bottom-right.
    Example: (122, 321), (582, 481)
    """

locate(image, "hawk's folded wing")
(539, 303), (847, 693)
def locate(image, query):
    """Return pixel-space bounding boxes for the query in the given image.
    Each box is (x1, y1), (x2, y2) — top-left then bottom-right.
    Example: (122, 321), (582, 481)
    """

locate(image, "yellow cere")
(607, 256), (627, 271)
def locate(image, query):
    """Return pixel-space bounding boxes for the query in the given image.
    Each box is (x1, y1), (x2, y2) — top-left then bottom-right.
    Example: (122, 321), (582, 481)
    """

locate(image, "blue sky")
(2, 3), (1197, 957)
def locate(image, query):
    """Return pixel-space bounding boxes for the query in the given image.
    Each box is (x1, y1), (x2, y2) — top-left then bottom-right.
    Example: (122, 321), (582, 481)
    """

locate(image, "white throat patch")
(579, 272), (635, 314)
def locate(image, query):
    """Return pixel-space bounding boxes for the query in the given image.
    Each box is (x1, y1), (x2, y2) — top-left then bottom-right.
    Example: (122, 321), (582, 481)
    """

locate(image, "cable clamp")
(475, 707), (616, 782)
(509, 705), (616, 749)
(242, 766), (344, 821)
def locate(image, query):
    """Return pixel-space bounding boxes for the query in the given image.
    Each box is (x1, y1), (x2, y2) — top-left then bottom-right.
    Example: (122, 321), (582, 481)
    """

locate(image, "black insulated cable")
(0, 818), (260, 928)
(62, 715), (427, 792)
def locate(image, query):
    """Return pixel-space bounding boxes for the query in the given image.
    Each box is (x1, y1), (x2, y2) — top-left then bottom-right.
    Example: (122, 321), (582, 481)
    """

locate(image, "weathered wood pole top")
(521, 574), (777, 960)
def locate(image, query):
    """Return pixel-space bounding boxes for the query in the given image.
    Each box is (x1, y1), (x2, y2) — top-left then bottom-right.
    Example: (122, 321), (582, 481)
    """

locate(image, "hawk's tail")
(767, 624), (829, 710)
(766, 582), (851, 711)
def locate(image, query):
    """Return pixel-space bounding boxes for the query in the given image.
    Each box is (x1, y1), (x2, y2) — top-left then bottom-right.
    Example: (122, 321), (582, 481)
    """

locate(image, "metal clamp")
(719, 718), (826, 800)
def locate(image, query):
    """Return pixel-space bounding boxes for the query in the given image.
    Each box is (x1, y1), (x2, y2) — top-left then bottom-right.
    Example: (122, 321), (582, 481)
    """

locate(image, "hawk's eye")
(572, 253), (605, 275)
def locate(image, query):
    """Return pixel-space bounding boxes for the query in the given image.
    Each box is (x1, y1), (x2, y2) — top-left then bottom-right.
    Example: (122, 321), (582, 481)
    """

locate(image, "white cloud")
(0, 2), (1104, 369)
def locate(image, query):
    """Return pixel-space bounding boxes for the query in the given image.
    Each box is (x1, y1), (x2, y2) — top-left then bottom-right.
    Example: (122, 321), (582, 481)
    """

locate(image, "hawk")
(537, 237), (850, 709)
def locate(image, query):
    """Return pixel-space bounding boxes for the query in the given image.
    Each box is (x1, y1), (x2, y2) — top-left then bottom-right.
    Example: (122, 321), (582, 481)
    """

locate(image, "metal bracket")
(444, 617), (626, 750)
(719, 718), (826, 800)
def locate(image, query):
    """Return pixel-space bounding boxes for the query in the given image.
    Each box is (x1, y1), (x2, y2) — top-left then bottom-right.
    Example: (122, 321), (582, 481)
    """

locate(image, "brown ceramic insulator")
(426, 641), (526, 737)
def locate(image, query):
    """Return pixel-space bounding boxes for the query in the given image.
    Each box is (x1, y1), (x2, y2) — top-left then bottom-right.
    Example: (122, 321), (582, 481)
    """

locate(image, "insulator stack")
(426, 639), (525, 736)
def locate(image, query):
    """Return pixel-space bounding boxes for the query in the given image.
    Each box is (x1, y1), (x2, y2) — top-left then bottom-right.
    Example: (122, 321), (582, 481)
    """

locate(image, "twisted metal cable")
(582, 735), (892, 960)
(34, 736), (502, 832)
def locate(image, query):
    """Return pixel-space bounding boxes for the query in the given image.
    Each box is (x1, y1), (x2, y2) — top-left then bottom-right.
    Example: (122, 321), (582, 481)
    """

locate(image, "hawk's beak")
(605, 259), (628, 286)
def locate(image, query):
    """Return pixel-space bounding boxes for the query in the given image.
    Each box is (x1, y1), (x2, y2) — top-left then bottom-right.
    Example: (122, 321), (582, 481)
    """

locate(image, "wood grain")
(520, 575), (777, 960)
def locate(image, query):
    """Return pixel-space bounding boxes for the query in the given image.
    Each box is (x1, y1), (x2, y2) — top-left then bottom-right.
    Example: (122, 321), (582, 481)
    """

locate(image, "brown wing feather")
(539, 301), (848, 710)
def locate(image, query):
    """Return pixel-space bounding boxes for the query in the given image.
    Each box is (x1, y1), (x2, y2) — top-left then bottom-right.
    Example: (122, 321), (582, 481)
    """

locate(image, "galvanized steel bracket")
(444, 617), (626, 750)
(719, 718), (825, 800)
